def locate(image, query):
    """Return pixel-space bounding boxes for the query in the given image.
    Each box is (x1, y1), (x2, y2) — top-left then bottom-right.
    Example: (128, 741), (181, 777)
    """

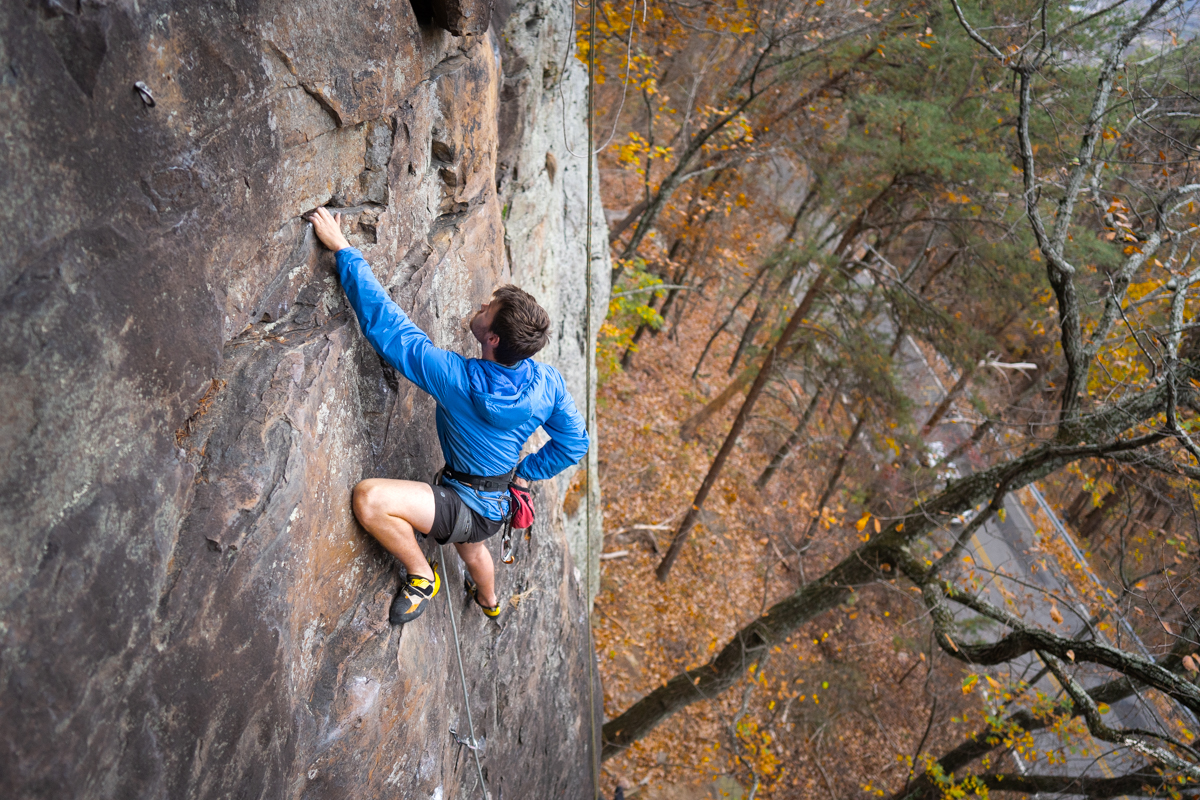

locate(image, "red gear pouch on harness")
(509, 485), (534, 529)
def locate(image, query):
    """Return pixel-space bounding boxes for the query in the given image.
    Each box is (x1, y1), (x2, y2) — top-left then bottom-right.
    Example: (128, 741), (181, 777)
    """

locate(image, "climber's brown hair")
(489, 285), (550, 365)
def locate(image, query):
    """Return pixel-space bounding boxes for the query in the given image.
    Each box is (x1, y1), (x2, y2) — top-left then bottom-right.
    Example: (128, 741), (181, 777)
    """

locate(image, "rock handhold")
(431, 139), (456, 163)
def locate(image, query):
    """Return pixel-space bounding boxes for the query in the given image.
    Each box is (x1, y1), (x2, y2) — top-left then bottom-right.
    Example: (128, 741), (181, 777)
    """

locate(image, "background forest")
(581, 0), (1200, 798)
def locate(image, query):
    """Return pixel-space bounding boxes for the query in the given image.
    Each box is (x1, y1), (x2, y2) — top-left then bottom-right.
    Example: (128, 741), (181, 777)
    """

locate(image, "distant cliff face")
(0, 1), (606, 798)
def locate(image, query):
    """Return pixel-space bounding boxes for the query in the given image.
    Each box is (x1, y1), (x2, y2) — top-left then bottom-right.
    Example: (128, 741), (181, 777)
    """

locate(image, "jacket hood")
(466, 359), (537, 431)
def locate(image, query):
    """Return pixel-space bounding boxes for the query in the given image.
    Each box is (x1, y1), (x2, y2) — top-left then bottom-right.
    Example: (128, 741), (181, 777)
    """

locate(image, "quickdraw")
(450, 724), (486, 754)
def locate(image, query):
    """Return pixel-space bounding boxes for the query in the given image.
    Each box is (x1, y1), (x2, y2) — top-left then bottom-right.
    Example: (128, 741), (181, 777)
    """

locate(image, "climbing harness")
(436, 465), (534, 564)
(439, 465), (515, 493)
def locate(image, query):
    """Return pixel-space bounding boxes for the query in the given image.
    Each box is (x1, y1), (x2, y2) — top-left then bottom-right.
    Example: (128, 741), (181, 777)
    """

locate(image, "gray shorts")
(428, 483), (503, 545)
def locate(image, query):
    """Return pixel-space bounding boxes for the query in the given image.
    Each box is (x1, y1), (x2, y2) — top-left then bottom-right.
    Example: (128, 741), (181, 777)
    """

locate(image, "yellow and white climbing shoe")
(389, 564), (441, 625)
(464, 575), (502, 618)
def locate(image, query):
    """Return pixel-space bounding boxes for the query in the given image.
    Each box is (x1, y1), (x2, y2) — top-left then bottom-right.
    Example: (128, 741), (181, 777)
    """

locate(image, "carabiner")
(500, 525), (515, 564)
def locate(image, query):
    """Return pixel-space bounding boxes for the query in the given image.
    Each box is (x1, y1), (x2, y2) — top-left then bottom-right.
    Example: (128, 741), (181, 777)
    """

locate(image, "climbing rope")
(438, 545), (490, 800)
(438, 4), (607, 797)
(583, 0), (600, 795)
(560, 0), (638, 159)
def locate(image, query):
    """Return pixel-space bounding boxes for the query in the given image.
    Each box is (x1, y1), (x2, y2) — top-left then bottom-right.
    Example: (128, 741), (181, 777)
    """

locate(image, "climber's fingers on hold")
(305, 207), (350, 251)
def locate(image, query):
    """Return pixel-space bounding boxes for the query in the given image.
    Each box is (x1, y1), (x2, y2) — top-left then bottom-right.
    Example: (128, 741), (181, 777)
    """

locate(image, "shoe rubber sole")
(389, 562), (440, 624)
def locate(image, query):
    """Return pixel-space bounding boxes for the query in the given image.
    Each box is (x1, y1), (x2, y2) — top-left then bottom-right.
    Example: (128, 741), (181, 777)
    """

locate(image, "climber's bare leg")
(455, 541), (497, 607)
(352, 479), (437, 582)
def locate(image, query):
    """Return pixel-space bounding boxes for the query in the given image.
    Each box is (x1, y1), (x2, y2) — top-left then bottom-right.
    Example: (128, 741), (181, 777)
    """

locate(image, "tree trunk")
(607, 198), (649, 245)
(621, 249), (692, 369)
(691, 263), (773, 381)
(683, 359), (760, 435)
(656, 266), (833, 580)
(1065, 489), (1091, 526)
(727, 290), (770, 376)
(798, 413), (867, 547)
(650, 264), (690, 338)
(754, 383), (826, 490)
(620, 323), (650, 370)
(724, 192), (816, 377)
(921, 362), (976, 434)
(1079, 476), (1129, 538)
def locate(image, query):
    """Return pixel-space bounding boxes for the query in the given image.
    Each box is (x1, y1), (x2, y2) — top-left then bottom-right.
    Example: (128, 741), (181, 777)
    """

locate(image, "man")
(307, 207), (589, 624)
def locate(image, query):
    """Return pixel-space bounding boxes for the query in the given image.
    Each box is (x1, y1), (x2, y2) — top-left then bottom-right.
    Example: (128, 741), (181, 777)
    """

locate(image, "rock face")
(0, 1), (607, 798)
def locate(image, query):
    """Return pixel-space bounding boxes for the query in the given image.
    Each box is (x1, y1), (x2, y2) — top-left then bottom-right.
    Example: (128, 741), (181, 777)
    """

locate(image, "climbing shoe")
(389, 564), (441, 625)
(464, 575), (502, 618)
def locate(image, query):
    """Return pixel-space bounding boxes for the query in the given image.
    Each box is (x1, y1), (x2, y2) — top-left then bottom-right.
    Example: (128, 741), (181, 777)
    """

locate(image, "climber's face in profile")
(470, 294), (500, 351)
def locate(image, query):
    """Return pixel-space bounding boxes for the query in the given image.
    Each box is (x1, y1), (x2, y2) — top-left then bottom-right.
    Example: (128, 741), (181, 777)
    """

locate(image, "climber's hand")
(306, 207), (351, 252)
(513, 476), (530, 489)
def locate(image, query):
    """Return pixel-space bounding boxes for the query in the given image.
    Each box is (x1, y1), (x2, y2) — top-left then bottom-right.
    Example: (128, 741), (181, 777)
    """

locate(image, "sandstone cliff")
(0, 1), (607, 797)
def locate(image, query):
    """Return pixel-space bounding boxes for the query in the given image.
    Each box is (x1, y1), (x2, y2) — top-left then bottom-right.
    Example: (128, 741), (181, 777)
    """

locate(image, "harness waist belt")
(440, 465), (515, 493)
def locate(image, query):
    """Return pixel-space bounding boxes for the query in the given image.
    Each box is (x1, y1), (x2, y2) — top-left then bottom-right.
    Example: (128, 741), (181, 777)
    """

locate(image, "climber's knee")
(352, 479), (389, 527)
(351, 480), (375, 524)
(351, 479), (437, 535)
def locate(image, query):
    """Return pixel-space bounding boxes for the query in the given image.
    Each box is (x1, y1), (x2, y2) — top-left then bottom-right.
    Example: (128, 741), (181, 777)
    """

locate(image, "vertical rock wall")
(0, 1), (606, 798)
(495, 0), (609, 602)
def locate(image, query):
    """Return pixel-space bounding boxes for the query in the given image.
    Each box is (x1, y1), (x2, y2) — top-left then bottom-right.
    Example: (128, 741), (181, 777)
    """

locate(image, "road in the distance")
(893, 334), (1175, 795)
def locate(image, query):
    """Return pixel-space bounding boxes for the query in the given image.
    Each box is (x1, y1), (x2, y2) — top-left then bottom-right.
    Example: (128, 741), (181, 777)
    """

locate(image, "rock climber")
(306, 207), (589, 624)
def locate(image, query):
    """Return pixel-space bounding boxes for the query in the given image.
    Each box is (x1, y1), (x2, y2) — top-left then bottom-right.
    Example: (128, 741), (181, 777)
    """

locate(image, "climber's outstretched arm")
(306, 207), (464, 403)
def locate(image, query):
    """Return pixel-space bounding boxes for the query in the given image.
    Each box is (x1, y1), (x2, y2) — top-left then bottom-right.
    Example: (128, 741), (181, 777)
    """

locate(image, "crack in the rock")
(300, 81), (343, 128)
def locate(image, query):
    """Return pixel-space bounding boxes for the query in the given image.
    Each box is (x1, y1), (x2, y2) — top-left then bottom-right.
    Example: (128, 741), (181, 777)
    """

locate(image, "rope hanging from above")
(583, 0), (600, 794)
(439, 1), (613, 796)
(437, 547), (490, 799)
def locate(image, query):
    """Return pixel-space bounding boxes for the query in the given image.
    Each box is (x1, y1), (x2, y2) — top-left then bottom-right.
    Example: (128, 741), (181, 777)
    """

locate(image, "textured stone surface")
(495, 0), (610, 601)
(0, 1), (605, 797)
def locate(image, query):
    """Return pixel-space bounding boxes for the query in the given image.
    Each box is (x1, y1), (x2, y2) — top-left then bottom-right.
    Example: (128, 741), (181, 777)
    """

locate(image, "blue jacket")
(335, 247), (589, 521)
